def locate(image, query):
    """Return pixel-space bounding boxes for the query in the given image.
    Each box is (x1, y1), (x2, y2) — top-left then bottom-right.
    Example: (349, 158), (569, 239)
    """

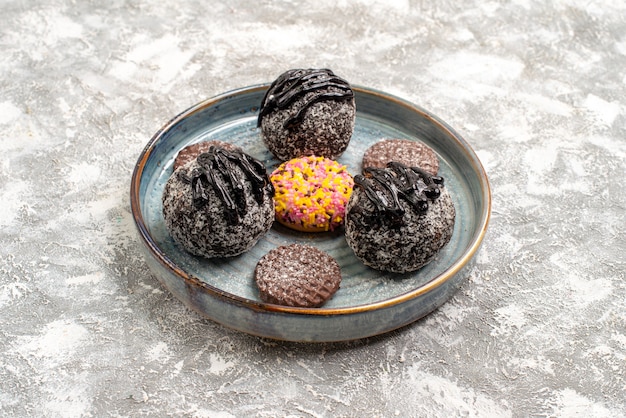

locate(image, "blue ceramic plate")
(130, 84), (491, 342)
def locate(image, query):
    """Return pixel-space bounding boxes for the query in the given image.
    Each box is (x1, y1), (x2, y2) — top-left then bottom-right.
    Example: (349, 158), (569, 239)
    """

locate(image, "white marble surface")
(1, 0), (625, 416)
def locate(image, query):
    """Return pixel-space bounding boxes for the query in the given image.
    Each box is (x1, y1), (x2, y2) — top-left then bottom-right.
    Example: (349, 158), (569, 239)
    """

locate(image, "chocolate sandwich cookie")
(254, 244), (341, 308)
(362, 138), (439, 175)
(174, 141), (242, 170)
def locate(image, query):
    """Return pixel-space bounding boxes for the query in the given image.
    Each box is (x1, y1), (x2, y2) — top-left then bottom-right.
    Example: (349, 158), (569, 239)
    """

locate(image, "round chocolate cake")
(344, 162), (456, 273)
(257, 68), (356, 161)
(162, 146), (275, 258)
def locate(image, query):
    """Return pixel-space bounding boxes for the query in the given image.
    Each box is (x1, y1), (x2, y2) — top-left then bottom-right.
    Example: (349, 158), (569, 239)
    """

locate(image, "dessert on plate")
(254, 243), (341, 307)
(162, 146), (275, 258)
(362, 138), (439, 175)
(258, 68), (356, 161)
(270, 155), (354, 232)
(173, 140), (242, 170)
(344, 162), (455, 273)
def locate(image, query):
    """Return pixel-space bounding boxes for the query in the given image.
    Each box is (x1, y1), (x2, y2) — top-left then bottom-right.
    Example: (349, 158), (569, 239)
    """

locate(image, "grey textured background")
(1, 0), (625, 417)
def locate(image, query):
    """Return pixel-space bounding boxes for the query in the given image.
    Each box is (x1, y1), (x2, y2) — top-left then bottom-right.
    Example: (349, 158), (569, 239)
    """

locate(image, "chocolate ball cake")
(257, 68), (356, 161)
(344, 162), (455, 273)
(162, 146), (275, 258)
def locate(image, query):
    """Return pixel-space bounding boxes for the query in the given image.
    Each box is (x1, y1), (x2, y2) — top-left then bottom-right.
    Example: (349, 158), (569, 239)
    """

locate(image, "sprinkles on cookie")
(270, 156), (354, 232)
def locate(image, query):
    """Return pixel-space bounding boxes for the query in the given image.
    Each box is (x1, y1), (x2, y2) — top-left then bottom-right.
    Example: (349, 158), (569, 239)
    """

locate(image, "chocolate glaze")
(178, 146), (274, 225)
(257, 68), (354, 129)
(352, 162), (444, 227)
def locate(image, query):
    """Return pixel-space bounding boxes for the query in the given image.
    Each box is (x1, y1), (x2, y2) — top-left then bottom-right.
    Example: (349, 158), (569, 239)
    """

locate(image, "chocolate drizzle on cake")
(257, 68), (354, 129)
(178, 146), (274, 225)
(352, 162), (444, 227)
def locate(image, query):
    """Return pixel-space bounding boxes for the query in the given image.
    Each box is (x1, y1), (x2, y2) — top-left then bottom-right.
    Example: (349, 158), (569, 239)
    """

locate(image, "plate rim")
(130, 83), (492, 317)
